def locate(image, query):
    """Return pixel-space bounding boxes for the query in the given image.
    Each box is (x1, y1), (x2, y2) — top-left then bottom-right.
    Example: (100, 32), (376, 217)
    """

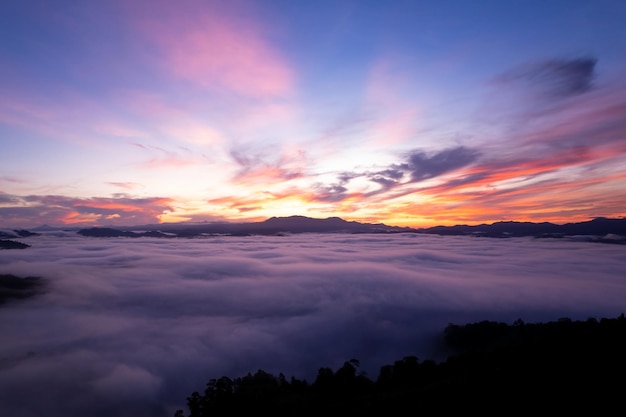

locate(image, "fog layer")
(1, 233), (624, 416)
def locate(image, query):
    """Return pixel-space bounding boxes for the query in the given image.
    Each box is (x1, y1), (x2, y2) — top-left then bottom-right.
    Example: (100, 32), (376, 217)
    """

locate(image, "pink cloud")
(106, 182), (142, 190)
(229, 145), (308, 187)
(129, 142), (206, 169)
(118, 91), (226, 146)
(364, 57), (422, 146)
(129, 0), (294, 98)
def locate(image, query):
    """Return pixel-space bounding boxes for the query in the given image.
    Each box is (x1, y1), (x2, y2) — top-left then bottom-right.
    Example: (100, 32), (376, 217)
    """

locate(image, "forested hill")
(175, 314), (626, 416)
(0, 240), (30, 249)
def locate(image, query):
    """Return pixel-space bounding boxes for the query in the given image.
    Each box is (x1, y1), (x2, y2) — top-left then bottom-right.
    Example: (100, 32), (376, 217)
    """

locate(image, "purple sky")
(1, 0), (626, 228)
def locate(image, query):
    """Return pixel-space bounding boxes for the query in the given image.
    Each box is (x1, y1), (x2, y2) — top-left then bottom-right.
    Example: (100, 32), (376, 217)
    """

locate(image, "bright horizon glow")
(2, 0), (626, 228)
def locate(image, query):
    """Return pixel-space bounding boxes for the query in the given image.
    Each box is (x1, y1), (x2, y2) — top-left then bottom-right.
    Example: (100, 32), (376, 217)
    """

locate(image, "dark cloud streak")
(403, 146), (480, 182)
(311, 146), (480, 202)
(497, 57), (597, 98)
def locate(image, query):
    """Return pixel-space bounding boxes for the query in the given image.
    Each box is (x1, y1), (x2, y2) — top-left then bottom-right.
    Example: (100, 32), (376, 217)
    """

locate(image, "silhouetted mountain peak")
(257, 215), (399, 233)
(32, 224), (58, 231)
(264, 215), (350, 225)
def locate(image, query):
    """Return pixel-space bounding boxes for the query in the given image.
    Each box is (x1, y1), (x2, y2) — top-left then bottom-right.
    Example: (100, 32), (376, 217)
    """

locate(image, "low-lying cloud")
(1, 233), (625, 416)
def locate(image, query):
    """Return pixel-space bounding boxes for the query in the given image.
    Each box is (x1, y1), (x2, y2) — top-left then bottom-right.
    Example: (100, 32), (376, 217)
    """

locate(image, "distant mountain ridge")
(73, 216), (626, 243)
(78, 215), (412, 237)
(420, 217), (626, 240)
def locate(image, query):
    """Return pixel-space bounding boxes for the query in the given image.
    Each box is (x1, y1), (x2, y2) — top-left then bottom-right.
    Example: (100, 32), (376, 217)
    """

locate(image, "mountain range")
(420, 217), (626, 239)
(73, 215), (626, 243)
(77, 216), (411, 237)
(2, 216), (625, 245)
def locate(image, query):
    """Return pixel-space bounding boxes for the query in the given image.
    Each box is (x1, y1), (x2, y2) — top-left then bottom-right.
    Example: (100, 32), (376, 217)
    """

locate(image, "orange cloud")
(61, 212), (103, 225)
(107, 182), (141, 190)
(390, 166), (626, 226)
(0, 194), (175, 227)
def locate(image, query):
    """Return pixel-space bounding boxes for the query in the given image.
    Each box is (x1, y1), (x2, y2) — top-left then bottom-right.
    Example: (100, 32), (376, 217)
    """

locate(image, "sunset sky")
(1, 0), (625, 228)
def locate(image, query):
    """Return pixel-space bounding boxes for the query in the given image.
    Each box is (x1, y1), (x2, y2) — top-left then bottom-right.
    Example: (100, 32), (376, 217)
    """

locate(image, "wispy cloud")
(106, 182), (142, 191)
(497, 57), (597, 98)
(363, 57), (423, 146)
(129, 142), (208, 169)
(229, 145), (307, 187)
(128, 0), (294, 98)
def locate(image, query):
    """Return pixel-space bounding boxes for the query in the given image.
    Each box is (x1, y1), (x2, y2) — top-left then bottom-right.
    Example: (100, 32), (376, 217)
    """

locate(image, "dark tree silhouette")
(176, 314), (626, 416)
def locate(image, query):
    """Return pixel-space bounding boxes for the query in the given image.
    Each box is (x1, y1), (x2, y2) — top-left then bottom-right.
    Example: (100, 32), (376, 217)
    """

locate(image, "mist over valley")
(1, 230), (625, 416)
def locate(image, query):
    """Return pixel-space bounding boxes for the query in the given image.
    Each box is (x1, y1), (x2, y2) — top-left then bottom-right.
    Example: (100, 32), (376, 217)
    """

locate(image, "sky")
(2, 233), (625, 416)
(1, 0), (626, 228)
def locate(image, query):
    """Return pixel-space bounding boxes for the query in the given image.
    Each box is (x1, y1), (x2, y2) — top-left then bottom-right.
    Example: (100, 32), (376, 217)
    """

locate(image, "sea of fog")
(1, 233), (625, 416)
